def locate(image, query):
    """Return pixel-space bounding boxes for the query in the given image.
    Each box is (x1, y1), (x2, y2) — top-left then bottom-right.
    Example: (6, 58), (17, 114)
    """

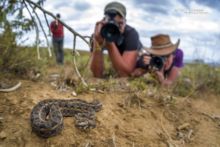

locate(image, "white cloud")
(20, 0), (220, 62)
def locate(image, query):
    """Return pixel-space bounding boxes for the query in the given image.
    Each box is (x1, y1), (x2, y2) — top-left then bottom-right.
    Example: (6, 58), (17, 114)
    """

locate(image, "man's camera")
(100, 10), (121, 42)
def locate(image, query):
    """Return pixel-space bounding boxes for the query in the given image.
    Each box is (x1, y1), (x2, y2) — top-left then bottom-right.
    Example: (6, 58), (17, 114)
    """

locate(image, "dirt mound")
(0, 67), (220, 147)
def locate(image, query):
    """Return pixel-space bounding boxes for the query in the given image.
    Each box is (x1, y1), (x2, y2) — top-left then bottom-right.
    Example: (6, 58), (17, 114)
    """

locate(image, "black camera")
(139, 54), (165, 70)
(100, 10), (121, 42)
(149, 56), (165, 70)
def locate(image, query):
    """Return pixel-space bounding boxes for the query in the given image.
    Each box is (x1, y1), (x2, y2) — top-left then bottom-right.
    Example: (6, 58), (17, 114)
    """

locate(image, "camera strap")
(164, 62), (174, 78)
(116, 35), (124, 46)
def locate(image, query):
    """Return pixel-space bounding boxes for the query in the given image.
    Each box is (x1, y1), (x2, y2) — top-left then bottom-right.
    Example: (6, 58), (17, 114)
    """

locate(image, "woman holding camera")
(133, 34), (184, 86)
(90, 2), (142, 78)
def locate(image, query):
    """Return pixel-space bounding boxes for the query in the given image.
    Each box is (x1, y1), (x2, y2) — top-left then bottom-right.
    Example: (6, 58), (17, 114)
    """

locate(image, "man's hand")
(93, 20), (106, 46)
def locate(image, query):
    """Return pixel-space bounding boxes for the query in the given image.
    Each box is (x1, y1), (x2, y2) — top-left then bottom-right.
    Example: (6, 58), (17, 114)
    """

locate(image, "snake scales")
(30, 99), (102, 138)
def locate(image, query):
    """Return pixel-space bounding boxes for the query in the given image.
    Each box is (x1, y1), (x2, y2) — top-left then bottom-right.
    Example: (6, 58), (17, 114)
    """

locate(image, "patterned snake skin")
(30, 99), (102, 138)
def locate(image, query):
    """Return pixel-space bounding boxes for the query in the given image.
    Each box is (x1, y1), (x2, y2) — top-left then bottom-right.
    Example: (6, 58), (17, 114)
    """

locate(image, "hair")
(56, 13), (60, 18)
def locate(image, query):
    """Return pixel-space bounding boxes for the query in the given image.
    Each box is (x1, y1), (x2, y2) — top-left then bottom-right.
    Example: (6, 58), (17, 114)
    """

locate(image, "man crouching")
(90, 1), (142, 78)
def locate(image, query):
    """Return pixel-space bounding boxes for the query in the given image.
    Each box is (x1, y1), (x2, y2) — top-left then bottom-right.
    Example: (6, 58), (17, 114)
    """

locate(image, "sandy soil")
(0, 66), (220, 147)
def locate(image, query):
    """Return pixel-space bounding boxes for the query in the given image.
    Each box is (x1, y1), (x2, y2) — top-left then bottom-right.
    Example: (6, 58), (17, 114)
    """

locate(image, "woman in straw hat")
(132, 34), (184, 86)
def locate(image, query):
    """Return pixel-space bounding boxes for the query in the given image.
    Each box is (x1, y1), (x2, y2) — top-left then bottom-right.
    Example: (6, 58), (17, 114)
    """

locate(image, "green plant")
(172, 64), (220, 96)
(0, 23), (46, 77)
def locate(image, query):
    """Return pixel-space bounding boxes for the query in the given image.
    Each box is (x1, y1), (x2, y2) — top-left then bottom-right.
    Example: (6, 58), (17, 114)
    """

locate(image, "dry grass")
(1, 26), (219, 96)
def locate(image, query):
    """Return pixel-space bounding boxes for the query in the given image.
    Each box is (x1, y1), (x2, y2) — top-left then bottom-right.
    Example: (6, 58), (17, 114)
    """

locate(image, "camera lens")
(101, 21), (121, 42)
(150, 56), (164, 70)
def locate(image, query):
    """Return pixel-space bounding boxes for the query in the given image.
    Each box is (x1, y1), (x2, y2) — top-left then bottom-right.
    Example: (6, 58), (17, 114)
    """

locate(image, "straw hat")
(146, 34), (180, 56)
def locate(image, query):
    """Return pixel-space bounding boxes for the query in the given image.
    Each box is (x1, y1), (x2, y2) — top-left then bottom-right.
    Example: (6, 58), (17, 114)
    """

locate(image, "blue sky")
(22, 0), (220, 63)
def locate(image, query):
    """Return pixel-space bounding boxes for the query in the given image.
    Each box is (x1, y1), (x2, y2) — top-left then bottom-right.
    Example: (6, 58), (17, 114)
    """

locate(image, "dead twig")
(200, 112), (220, 121)
(159, 111), (178, 147)
(73, 34), (88, 87)
(177, 123), (191, 131)
(0, 82), (22, 92)
(23, 1), (40, 59)
(187, 129), (193, 140)
(85, 141), (90, 147)
(28, 2), (52, 58)
(24, 0), (89, 87)
(24, 0), (89, 45)
(112, 133), (117, 147)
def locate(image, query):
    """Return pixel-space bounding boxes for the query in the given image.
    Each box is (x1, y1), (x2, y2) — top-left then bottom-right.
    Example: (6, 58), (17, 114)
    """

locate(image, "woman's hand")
(143, 55), (151, 65)
(131, 68), (147, 77)
(155, 70), (165, 82)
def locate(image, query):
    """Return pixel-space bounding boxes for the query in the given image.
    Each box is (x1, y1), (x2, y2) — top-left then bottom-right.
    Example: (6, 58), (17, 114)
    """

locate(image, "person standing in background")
(50, 13), (64, 65)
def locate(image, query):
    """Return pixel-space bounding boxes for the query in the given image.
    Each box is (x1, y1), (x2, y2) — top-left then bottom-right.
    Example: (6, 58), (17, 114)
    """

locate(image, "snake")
(30, 99), (102, 138)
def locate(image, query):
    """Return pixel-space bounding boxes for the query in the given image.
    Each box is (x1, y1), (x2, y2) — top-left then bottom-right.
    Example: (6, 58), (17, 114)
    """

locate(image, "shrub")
(0, 23), (46, 77)
(172, 63), (220, 96)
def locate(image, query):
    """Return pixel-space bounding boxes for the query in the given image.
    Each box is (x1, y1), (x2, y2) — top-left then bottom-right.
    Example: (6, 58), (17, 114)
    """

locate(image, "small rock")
(183, 78), (192, 84)
(89, 88), (96, 91)
(97, 89), (104, 94)
(50, 82), (57, 87)
(49, 73), (60, 80)
(35, 73), (41, 79)
(0, 117), (4, 123)
(0, 131), (7, 139)
(72, 91), (77, 96)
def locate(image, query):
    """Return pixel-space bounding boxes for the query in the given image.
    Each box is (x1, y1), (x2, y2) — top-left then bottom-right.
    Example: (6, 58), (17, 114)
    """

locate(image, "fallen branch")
(159, 112), (178, 147)
(43, 12), (50, 34)
(73, 34), (88, 87)
(85, 142), (90, 147)
(200, 112), (220, 121)
(23, 1), (41, 59)
(24, 0), (89, 87)
(187, 129), (193, 140)
(0, 82), (22, 92)
(29, 3), (52, 57)
(112, 133), (117, 147)
(24, 0), (89, 45)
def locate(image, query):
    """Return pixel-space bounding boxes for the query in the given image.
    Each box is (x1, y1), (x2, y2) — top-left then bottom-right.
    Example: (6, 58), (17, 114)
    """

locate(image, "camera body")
(149, 56), (165, 70)
(140, 54), (165, 70)
(100, 10), (121, 42)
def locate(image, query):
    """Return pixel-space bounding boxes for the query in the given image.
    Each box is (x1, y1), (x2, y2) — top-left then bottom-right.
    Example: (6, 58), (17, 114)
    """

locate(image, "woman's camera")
(100, 10), (121, 42)
(139, 54), (166, 70)
(150, 56), (165, 70)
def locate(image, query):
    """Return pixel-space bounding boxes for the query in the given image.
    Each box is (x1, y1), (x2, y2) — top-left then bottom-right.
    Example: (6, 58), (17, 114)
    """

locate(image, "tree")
(0, 0), (48, 58)
(0, 0), (43, 35)
(0, 0), (89, 86)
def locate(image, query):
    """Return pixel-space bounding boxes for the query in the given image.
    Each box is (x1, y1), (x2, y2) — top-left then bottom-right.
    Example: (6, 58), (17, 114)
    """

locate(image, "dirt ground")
(0, 66), (220, 147)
